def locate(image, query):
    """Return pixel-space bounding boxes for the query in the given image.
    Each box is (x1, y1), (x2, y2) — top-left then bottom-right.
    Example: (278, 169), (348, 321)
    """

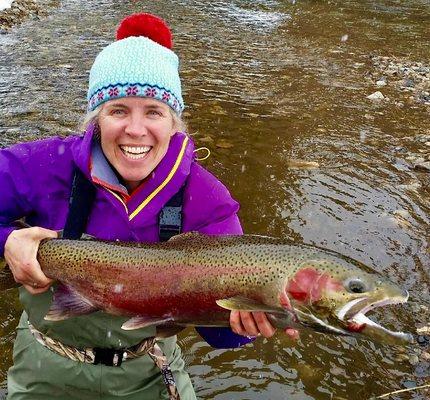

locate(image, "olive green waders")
(7, 289), (197, 400)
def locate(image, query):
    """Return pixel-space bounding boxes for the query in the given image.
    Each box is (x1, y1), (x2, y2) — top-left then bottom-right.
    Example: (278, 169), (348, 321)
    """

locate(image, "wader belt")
(28, 321), (156, 366)
(27, 322), (179, 399)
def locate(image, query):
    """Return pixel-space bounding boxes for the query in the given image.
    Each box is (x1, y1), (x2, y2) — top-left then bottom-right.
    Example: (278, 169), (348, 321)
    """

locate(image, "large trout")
(0, 233), (413, 345)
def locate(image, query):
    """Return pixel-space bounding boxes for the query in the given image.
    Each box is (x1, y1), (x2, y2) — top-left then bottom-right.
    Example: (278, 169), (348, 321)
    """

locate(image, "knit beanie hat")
(87, 13), (184, 114)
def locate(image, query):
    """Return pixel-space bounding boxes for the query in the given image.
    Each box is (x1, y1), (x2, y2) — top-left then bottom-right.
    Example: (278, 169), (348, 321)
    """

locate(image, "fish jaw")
(335, 290), (414, 345)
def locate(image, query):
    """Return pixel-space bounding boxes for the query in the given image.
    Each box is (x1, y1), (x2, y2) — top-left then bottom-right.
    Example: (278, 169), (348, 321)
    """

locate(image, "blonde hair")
(79, 104), (187, 133)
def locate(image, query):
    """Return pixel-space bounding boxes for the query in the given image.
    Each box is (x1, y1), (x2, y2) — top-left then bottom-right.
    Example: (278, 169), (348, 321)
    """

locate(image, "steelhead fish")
(0, 233), (413, 345)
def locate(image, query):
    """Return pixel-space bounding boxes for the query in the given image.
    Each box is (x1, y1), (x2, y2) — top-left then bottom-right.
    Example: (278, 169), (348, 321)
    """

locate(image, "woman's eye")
(148, 110), (162, 117)
(111, 109), (125, 115)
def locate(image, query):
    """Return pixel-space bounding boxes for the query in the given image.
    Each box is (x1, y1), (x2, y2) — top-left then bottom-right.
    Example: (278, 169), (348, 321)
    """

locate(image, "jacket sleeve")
(184, 163), (255, 349)
(0, 145), (35, 257)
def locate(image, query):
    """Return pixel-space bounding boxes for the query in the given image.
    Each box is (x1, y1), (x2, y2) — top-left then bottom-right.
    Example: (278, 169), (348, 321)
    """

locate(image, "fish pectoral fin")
(216, 296), (281, 312)
(44, 284), (98, 321)
(121, 316), (174, 331)
(294, 309), (348, 335)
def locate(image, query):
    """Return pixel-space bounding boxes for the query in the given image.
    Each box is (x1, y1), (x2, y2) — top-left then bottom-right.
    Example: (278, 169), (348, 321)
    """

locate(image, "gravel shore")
(0, 0), (52, 32)
(366, 54), (430, 106)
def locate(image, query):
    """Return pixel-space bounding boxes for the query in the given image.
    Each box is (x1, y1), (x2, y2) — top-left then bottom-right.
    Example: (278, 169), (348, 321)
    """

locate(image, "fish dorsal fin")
(56, 230), (95, 240)
(122, 316), (174, 330)
(167, 231), (201, 242)
(81, 233), (96, 240)
(216, 296), (281, 312)
(44, 284), (98, 321)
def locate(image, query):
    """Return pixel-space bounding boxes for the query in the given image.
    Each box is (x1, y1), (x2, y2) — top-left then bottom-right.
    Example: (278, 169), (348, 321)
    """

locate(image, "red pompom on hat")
(116, 13), (173, 50)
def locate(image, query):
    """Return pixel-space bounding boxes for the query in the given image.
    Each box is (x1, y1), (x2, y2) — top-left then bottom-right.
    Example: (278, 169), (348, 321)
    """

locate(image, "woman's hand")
(229, 310), (299, 339)
(229, 310), (276, 338)
(4, 227), (57, 294)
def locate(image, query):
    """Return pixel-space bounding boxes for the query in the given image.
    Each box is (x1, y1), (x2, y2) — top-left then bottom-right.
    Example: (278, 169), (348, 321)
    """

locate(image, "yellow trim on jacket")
(129, 136), (189, 221)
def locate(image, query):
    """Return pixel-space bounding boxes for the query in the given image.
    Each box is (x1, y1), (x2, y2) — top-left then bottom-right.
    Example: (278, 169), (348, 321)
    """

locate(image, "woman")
(1, 13), (276, 400)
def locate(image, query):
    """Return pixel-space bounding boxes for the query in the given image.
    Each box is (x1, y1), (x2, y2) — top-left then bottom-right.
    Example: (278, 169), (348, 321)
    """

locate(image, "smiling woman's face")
(98, 97), (176, 191)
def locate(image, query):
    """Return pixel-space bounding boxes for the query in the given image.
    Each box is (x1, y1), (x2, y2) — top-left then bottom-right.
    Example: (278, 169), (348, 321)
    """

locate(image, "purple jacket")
(0, 126), (252, 349)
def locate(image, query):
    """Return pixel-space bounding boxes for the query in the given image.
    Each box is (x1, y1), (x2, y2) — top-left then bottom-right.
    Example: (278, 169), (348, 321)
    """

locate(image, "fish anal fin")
(216, 296), (281, 312)
(44, 284), (98, 321)
(156, 325), (184, 338)
(121, 316), (174, 331)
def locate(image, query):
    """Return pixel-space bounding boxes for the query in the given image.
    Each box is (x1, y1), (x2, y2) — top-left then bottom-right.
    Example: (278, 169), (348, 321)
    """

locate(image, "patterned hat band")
(88, 83), (183, 114)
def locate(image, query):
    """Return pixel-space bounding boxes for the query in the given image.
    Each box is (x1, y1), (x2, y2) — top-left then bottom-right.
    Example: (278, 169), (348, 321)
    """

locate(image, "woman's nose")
(124, 114), (147, 137)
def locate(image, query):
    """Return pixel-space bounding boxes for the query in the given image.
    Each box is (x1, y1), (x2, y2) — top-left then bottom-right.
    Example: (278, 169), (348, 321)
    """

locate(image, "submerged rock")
(367, 91), (385, 100)
(414, 161), (430, 172)
(286, 159), (320, 169)
(215, 140), (234, 149)
(376, 78), (387, 87)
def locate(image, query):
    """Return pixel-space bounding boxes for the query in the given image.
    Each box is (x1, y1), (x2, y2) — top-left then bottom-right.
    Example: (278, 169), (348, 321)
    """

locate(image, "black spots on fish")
(240, 276), (252, 285)
(249, 246), (274, 265)
(274, 266), (284, 277)
(325, 263), (338, 275)
(318, 259), (334, 271)
(282, 252), (305, 273)
(261, 273), (272, 285)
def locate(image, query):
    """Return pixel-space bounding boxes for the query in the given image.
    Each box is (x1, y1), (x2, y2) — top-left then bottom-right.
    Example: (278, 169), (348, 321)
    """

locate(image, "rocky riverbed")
(366, 54), (430, 107)
(362, 55), (430, 174)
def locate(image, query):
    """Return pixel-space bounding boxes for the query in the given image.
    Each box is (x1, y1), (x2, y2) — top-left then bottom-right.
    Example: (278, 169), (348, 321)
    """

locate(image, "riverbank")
(367, 55), (430, 107)
(0, 0), (55, 32)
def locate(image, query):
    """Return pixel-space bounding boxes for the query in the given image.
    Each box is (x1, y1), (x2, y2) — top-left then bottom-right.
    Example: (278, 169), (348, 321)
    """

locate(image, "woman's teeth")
(120, 145), (151, 160)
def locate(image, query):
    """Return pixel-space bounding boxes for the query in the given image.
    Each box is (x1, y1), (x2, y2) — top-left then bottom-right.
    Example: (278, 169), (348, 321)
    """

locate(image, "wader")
(7, 169), (196, 400)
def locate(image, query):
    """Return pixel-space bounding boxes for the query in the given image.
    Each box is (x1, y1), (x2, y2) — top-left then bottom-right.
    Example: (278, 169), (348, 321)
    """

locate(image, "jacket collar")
(73, 124), (194, 220)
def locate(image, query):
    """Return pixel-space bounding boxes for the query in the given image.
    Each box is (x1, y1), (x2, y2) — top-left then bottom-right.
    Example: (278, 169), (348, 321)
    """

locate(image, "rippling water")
(1, 0), (429, 398)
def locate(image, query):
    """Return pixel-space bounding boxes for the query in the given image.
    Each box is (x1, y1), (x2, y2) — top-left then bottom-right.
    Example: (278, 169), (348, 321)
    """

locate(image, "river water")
(1, 0), (429, 399)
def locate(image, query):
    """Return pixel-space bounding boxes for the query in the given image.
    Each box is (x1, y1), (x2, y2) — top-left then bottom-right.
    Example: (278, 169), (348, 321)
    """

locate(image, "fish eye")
(345, 278), (367, 294)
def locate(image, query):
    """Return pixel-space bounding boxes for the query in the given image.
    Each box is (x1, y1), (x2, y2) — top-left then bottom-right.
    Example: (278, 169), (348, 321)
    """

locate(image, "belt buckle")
(93, 347), (125, 367)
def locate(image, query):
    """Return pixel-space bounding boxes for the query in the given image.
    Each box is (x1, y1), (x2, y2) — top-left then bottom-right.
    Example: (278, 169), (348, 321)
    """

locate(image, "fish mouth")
(336, 293), (414, 344)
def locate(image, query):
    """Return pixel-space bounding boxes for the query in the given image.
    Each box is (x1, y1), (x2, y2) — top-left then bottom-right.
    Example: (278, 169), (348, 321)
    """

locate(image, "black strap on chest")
(63, 169), (96, 240)
(63, 168), (184, 242)
(158, 184), (185, 242)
